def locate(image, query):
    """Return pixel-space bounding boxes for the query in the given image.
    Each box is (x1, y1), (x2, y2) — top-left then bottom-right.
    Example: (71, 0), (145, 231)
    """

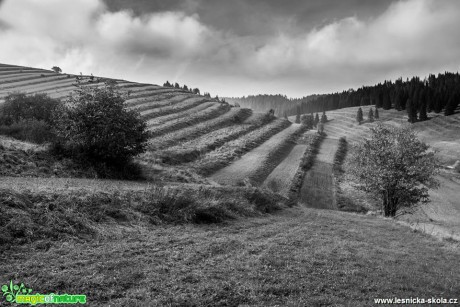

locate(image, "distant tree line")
(163, 80), (226, 103)
(226, 72), (460, 120)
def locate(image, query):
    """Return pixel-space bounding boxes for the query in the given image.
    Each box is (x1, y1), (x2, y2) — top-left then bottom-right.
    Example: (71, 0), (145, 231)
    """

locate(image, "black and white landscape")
(0, 0), (459, 306)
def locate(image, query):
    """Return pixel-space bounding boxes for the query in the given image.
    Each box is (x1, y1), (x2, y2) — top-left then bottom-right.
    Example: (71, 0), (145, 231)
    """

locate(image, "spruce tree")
(382, 91), (391, 110)
(295, 105), (301, 124)
(315, 113), (320, 126)
(419, 89), (428, 121)
(406, 98), (417, 123)
(357, 107), (363, 124)
(368, 108), (374, 122)
(444, 91), (459, 116)
(375, 107), (379, 119)
(321, 111), (327, 123)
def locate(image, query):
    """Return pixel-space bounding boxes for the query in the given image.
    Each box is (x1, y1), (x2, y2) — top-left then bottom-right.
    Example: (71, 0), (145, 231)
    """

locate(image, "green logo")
(1, 281), (86, 305)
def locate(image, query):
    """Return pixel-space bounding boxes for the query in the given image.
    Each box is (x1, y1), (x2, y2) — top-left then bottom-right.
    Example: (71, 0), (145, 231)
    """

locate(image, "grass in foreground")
(1, 205), (459, 306)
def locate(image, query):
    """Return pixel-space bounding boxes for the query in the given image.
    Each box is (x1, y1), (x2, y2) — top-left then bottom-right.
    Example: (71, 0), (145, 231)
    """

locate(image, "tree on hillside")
(51, 66), (62, 73)
(348, 123), (439, 217)
(419, 89), (428, 121)
(368, 108), (374, 122)
(163, 81), (171, 87)
(356, 107), (363, 124)
(301, 114), (314, 129)
(375, 107), (379, 119)
(444, 90), (459, 116)
(53, 82), (149, 167)
(314, 113), (320, 126)
(174, 82), (180, 89)
(406, 98), (417, 123)
(193, 88), (200, 95)
(283, 111), (288, 120)
(295, 105), (301, 124)
(321, 111), (327, 123)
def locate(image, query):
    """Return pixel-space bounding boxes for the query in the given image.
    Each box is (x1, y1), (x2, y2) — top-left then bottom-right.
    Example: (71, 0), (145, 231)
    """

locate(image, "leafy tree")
(348, 123), (439, 217)
(368, 107), (374, 122)
(53, 82), (149, 166)
(174, 82), (180, 89)
(183, 85), (189, 91)
(193, 88), (200, 95)
(321, 111), (327, 123)
(375, 107), (379, 119)
(356, 107), (363, 124)
(51, 66), (62, 73)
(163, 81), (171, 87)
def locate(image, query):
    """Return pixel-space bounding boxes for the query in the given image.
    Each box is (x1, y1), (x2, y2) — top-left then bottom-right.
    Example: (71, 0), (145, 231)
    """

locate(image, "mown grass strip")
(148, 108), (252, 150)
(126, 94), (192, 110)
(147, 103), (231, 138)
(246, 124), (309, 185)
(152, 124), (262, 165)
(192, 118), (292, 176)
(142, 98), (210, 122)
(287, 133), (324, 206)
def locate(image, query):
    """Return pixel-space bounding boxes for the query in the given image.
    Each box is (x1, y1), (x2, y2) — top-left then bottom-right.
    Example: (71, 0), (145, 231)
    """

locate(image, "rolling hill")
(1, 63), (460, 306)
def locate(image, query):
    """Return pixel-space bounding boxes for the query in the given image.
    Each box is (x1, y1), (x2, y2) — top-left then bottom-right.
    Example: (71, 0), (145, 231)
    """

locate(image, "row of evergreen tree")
(163, 81), (226, 102)
(226, 72), (460, 121)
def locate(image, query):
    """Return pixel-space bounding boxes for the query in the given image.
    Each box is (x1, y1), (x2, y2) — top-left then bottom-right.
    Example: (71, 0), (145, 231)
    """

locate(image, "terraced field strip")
(145, 100), (215, 126)
(127, 94), (194, 112)
(299, 137), (339, 210)
(192, 118), (288, 177)
(0, 72), (57, 83)
(0, 75), (72, 90)
(262, 144), (309, 197)
(142, 97), (209, 121)
(125, 89), (184, 101)
(149, 108), (252, 150)
(148, 103), (231, 137)
(153, 122), (262, 164)
(210, 123), (306, 185)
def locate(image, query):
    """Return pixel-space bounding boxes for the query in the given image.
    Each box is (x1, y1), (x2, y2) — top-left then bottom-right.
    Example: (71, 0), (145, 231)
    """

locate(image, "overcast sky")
(1, 0), (460, 98)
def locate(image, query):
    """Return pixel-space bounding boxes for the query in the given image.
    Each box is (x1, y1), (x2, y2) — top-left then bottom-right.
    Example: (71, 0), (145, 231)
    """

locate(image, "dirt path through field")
(210, 124), (302, 185)
(299, 137), (338, 210)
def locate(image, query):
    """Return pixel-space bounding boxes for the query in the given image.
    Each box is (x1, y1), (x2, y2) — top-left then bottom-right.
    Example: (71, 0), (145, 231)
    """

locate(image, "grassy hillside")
(1, 63), (460, 305)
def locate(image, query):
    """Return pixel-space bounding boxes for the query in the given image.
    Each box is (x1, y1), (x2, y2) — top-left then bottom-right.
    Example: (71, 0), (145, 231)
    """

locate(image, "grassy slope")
(2, 64), (460, 306)
(323, 106), (460, 239)
(1, 206), (459, 306)
(299, 137), (338, 210)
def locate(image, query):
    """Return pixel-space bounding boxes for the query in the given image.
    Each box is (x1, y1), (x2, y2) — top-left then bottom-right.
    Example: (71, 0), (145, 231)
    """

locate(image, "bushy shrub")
(52, 82), (149, 167)
(0, 119), (55, 143)
(0, 92), (60, 125)
(0, 93), (60, 143)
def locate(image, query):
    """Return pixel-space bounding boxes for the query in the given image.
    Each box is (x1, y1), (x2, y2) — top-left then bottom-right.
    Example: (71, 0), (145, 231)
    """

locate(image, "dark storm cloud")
(1, 0), (460, 97)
